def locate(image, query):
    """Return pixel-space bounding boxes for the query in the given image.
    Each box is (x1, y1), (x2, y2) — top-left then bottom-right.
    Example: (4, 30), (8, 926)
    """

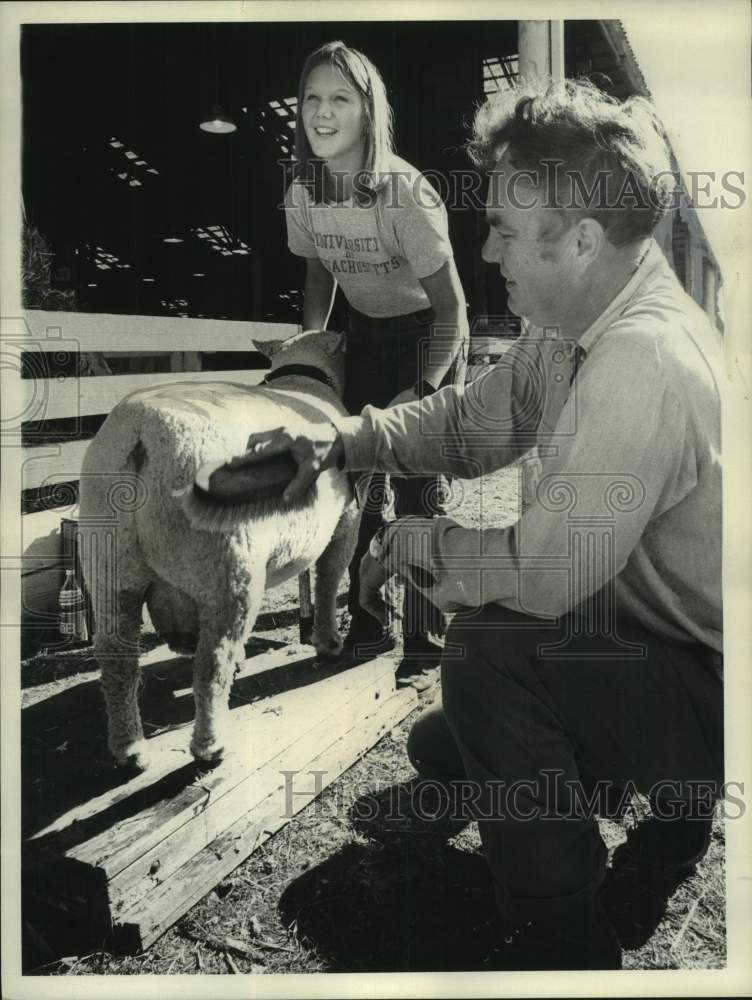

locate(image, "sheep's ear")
(256, 338), (285, 361)
(322, 331), (346, 355)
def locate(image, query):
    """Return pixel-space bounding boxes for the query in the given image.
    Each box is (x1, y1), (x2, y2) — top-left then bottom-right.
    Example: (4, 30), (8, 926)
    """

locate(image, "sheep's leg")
(97, 589), (150, 770)
(312, 501), (361, 660)
(190, 571), (264, 765)
(80, 509), (153, 771)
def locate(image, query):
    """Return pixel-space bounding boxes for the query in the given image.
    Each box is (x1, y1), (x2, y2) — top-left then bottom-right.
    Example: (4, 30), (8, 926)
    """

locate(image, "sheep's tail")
(79, 400), (149, 514)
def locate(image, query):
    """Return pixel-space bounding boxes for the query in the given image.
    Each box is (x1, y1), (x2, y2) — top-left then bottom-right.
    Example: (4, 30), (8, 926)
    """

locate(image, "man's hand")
(359, 517), (440, 625)
(228, 425), (344, 504)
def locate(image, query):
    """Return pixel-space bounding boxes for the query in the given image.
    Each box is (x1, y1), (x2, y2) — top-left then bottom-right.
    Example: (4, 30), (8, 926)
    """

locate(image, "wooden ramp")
(22, 643), (417, 952)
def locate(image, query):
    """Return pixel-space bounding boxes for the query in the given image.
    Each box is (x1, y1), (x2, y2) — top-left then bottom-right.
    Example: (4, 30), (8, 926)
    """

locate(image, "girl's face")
(302, 63), (367, 172)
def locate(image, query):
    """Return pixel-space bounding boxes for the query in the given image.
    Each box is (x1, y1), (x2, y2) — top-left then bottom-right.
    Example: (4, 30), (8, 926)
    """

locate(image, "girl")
(285, 40), (468, 678)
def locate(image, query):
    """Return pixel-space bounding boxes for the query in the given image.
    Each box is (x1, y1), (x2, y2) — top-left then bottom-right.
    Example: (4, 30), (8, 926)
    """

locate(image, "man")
(226, 80), (724, 969)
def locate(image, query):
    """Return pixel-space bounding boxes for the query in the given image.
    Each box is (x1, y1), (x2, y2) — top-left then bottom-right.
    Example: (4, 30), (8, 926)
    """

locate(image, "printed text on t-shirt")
(314, 232), (402, 277)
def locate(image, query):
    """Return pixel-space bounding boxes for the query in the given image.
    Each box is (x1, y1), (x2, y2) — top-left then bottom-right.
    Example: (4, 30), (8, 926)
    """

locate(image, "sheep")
(78, 330), (360, 772)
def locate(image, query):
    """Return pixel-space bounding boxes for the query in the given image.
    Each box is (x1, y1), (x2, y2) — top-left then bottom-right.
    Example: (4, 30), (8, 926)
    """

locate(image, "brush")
(193, 451), (299, 504)
(181, 451), (310, 532)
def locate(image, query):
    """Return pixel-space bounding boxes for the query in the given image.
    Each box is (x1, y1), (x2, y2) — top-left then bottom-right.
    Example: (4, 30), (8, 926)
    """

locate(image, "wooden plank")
(21, 310), (300, 352)
(60, 658), (398, 879)
(108, 665), (394, 915)
(22, 440), (90, 492)
(21, 368), (277, 490)
(115, 688), (417, 952)
(23, 646), (323, 839)
(25, 650), (394, 840)
(23, 646), (415, 950)
(106, 661), (402, 919)
(21, 367), (269, 423)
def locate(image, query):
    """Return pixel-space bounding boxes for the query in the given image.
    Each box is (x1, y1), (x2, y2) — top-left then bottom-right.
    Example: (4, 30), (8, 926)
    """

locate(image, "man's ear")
(576, 218), (605, 265)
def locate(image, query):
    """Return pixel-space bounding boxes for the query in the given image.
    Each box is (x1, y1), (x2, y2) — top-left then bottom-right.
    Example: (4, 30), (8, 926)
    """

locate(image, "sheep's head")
(263, 330), (346, 398)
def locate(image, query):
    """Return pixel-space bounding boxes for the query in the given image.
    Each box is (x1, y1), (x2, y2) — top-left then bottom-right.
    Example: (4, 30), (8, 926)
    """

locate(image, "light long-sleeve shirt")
(334, 240), (724, 654)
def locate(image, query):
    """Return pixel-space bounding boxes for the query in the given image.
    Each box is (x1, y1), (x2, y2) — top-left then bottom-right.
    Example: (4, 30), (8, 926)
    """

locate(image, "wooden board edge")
(58, 656), (400, 878)
(111, 688), (417, 952)
(104, 661), (402, 910)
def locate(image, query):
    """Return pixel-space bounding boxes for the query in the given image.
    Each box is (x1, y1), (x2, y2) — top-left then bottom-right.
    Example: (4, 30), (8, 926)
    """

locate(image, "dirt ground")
(20, 467), (726, 974)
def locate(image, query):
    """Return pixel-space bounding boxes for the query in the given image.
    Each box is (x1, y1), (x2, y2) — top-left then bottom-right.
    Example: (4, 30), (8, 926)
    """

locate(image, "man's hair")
(469, 79), (677, 245)
(294, 40), (395, 204)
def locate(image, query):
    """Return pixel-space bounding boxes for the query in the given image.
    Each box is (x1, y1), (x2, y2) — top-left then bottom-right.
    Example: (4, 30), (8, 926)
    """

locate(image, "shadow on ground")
(279, 837), (497, 972)
(278, 780), (497, 972)
(278, 780), (705, 971)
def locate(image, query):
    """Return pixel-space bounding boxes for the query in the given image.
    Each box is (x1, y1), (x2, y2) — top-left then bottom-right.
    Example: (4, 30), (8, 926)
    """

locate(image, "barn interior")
(21, 19), (629, 347)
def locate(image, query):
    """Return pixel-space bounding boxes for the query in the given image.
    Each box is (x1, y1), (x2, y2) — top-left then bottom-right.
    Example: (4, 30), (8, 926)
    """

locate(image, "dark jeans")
(407, 604), (724, 923)
(345, 306), (462, 654)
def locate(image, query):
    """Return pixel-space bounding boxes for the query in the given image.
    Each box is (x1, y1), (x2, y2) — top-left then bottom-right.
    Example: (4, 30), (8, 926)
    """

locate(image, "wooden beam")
(21, 369), (276, 490)
(597, 20), (651, 97)
(24, 648), (417, 952)
(22, 441), (90, 492)
(33, 655), (396, 862)
(21, 367), (268, 423)
(118, 689), (415, 952)
(19, 310), (301, 352)
(518, 20), (565, 85)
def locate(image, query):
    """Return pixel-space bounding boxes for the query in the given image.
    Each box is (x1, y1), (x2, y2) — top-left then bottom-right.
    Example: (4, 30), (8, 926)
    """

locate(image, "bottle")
(59, 569), (89, 643)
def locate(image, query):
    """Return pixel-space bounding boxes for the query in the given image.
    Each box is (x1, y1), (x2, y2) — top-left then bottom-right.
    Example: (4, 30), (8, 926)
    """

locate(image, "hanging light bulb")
(199, 104), (237, 134)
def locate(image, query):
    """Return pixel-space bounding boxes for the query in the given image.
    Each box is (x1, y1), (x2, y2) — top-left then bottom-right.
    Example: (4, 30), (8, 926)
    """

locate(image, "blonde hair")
(293, 41), (395, 204)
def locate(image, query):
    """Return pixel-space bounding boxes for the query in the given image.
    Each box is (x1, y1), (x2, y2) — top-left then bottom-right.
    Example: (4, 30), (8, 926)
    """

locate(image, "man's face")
(481, 153), (579, 328)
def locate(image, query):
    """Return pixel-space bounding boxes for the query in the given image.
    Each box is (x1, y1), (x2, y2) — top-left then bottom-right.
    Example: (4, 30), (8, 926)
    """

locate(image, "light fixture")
(200, 104), (237, 134)
(163, 236), (184, 244)
(192, 272), (206, 277)
(142, 277), (156, 283)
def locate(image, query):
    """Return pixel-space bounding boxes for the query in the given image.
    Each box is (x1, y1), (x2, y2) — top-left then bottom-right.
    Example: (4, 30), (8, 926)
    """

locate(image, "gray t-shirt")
(284, 157), (454, 318)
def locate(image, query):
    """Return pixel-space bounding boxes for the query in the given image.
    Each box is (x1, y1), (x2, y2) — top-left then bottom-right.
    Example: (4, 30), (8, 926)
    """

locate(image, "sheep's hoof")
(314, 649), (345, 667)
(190, 738), (225, 768)
(313, 634), (343, 665)
(113, 740), (151, 773)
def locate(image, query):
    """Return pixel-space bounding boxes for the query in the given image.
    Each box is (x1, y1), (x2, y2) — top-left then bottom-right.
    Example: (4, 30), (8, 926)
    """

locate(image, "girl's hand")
(228, 425), (344, 504)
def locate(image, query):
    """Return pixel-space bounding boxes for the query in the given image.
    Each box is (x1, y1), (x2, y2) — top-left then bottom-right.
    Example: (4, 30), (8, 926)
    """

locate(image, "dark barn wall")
(21, 20), (519, 332)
